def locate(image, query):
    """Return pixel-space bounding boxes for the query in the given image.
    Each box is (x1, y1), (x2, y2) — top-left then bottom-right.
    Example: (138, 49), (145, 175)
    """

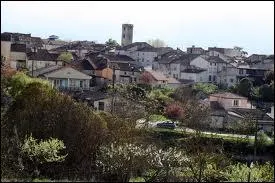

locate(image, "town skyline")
(1, 1), (274, 55)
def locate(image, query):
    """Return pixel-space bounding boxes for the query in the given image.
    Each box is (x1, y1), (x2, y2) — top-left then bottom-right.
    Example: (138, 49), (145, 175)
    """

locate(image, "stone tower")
(121, 24), (133, 47)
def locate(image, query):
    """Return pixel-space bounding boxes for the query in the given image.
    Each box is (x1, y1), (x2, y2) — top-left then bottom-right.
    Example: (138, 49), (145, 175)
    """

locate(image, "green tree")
(259, 84), (274, 102)
(105, 38), (119, 49)
(3, 81), (107, 179)
(57, 52), (73, 63)
(193, 83), (218, 95)
(237, 78), (253, 98)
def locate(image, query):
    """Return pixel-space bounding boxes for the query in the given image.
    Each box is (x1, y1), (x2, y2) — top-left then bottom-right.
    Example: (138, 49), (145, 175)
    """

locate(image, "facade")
(121, 24), (133, 47)
(209, 92), (252, 110)
(26, 49), (62, 71)
(180, 65), (208, 82)
(140, 70), (168, 88)
(187, 45), (205, 54)
(33, 65), (92, 91)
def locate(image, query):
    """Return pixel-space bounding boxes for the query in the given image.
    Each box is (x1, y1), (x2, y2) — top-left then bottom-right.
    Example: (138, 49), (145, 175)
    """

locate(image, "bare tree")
(147, 39), (167, 48)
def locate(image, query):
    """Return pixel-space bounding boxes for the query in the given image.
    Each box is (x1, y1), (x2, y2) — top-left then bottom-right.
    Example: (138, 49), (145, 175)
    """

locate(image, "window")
(209, 75), (212, 81)
(132, 71), (134, 75)
(230, 78), (234, 83)
(210, 63), (212, 66)
(239, 69), (243, 75)
(80, 80), (83, 87)
(124, 27), (126, 31)
(124, 72), (127, 75)
(213, 75), (216, 81)
(123, 34), (125, 38)
(134, 78), (137, 82)
(233, 100), (239, 107)
(98, 102), (104, 111)
(142, 58), (144, 62)
(214, 63), (216, 66)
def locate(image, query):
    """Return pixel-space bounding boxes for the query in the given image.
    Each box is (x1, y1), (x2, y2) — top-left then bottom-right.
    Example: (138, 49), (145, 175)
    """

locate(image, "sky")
(1, 1), (274, 55)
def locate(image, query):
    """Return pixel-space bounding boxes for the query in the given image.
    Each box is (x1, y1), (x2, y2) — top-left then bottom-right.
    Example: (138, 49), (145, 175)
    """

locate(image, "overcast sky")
(1, 1), (274, 55)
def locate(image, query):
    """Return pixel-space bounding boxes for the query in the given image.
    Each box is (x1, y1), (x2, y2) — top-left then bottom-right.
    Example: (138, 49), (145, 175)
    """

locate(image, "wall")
(1, 41), (11, 62)
(209, 96), (250, 110)
(26, 60), (63, 71)
(94, 98), (111, 112)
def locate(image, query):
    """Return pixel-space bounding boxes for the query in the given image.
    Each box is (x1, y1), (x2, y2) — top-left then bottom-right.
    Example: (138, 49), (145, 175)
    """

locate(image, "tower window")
(123, 27), (126, 31)
(123, 34), (125, 38)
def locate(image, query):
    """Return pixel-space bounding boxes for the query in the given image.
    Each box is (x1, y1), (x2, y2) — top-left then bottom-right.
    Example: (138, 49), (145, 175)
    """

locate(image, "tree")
(2, 81), (107, 179)
(147, 39), (167, 48)
(237, 78), (253, 98)
(57, 52), (73, 63)
(259, 84), (274, 102)
(105, 38), (119, 49)
(264, 70), (274, 84)
(20, 135), (67, 177)
(164, 103), (184, 120)
(139, 72), (153, 84)
(193, 83), (218, 95)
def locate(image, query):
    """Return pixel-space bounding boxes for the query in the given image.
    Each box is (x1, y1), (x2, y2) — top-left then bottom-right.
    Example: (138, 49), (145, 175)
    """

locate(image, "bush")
(3, 82), (107, 179)
(225, 162), (274, 182)
(193, 83), (218, 95)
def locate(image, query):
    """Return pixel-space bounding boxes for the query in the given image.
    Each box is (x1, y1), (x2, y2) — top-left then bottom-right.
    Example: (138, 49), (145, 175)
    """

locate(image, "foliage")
(257, 131), (273, 147)
(105, 38), (119, 49)
(147, 39), (167, 47)
(259, 84), (274, 102)
(264, 70), (274, 84)
(236, 78), (253, 98)
(3, 82), (107, 179)
(149, 114), (168, 122)
(164, 103), (184, 120)
(139, 72), (153, 84)
(57, 52), (73, 62)
(193, 83), (218, 95)
(225, 162), (274, 182)
(96, 143), (187, 182)
(8, 72), (51, 99)
(21, 135), (67, 164)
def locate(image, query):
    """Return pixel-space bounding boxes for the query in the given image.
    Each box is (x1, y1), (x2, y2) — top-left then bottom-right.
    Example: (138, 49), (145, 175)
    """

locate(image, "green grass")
(149, 114), (168, 122)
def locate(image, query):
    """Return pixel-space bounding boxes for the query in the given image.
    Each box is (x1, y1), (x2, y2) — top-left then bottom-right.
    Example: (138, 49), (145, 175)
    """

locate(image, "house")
(10, 43), (28, 70)
(208, 47), (246, 58)
(1, 32), (44, 49)
(167, 77), (182, 89)
(74, 52), (143, 86)
(180, 65), (208, 82)
(115, 42), (158, 68)
(50, 41), (106, 59)
(42, 39), (68, 50)
(227, 108), (274, 133)
(140, 69), (168, 87)
(26, 49), (62, 71)
(190, 55), (229, 85)
(209, 92), (252, 110)
(187, 45), (205, 54)
(153, 50), (198, 79)
(32, 65), (92, 91)
(245, 54), (267, 64)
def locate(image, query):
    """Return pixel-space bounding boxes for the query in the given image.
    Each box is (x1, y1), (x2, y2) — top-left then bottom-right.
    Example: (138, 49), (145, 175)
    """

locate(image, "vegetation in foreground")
(1, 69), (274, 182)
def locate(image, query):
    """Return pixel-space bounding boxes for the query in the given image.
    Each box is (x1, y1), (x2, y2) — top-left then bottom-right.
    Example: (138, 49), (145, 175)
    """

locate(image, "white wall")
(26, 60), (63, 71)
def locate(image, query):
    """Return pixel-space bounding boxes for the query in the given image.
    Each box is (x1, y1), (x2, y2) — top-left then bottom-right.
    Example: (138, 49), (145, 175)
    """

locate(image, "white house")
(34, 65), (92, 91)
(180, 65), (208, 82)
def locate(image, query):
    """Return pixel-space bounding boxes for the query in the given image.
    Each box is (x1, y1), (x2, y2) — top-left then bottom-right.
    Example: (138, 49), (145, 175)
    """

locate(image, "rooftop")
(210, 92), (247, 99)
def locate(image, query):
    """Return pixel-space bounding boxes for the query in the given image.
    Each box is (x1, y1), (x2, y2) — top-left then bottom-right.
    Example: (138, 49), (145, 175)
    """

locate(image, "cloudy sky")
(1, 1), (274, 55)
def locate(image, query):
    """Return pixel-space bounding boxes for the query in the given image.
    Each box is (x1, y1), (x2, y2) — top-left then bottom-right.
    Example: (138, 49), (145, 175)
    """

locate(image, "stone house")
(26, 49), (63, 72)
